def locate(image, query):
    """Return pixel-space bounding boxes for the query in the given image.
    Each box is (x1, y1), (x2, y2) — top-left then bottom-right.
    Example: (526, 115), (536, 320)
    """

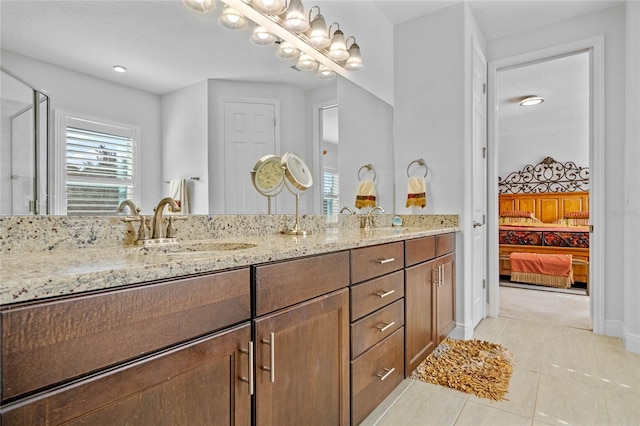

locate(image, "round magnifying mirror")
(251, 155), (285, 214)
(281, 152), (313, 191)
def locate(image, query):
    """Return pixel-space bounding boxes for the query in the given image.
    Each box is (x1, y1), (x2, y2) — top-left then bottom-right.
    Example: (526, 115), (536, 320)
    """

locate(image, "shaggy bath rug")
(410, 338), (514, 401)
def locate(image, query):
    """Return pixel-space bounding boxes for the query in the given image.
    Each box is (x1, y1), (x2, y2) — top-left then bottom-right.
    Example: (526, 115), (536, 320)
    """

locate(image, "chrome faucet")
(340, 206), (355, 214)
(117, 199), (140, 215)
(152, 197), (179, 239)
(364, 205), (385, 229)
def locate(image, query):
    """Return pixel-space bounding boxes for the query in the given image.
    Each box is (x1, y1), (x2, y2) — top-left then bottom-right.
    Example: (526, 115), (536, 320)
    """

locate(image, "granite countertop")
(0, 226), (457, 305)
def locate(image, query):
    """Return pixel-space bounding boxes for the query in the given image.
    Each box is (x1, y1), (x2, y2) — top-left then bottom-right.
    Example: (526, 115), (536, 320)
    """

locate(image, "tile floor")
(361, 316), (640, 426)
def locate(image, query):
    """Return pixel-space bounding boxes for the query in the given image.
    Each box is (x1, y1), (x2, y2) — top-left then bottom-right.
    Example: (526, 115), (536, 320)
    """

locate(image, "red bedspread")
(510, 253), (572, 277)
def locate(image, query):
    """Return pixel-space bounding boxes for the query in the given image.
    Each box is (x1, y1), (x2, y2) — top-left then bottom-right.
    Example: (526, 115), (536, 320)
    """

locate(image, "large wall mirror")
(0, 0), (394, 217)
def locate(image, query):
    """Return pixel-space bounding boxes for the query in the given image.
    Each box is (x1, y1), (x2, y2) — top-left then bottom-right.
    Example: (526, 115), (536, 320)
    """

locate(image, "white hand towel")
(406, 176), (427, 208)
(355, 179), (377, 209)
(169, 178), (190, 214)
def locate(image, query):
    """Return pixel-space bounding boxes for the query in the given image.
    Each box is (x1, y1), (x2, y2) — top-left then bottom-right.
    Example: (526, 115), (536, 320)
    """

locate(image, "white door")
(223, 100), (276, 214)
(471, 41), (488, 328)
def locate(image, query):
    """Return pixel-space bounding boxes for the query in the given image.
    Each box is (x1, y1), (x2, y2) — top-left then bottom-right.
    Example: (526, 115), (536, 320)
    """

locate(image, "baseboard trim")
(624, 328), (640, 355)
(451, 322), (474, 340)
(604, 319), (624, 338)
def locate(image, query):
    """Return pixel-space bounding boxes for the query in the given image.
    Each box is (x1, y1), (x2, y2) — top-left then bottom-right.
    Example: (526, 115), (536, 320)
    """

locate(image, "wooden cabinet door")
(1, 324), (252, 426)
(254, 289), (350, 426)
(436, 253), (456, 344)
(404, 260), (436, 377)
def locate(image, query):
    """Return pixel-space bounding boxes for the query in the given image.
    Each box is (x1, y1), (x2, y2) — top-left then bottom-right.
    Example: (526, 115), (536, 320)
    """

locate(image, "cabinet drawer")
(404, 236), (436, 266)
(1, 324), (252, 426)
(351, 242), (404, 284)
(351, 299), (404, 359)
(351, 271), (404, 321)
(255, 251), (349, 316)
(436, 233), (455, 256)
(1, 268), (250, 402)
(351, 328), (404, 426)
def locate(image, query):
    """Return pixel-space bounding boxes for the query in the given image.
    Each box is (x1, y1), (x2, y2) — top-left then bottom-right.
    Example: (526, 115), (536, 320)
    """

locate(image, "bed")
(498, 157), (590, 290)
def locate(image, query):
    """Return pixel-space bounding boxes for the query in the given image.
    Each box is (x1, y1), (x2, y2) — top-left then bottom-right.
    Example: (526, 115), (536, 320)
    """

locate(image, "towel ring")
(358, 164), (376, 181)
(407, 159), (428, 178)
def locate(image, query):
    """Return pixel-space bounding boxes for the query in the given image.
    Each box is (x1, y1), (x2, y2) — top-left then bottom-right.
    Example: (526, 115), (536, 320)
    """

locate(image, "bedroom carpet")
(409, 337), (514, 401)
(499, 284), (591, 330)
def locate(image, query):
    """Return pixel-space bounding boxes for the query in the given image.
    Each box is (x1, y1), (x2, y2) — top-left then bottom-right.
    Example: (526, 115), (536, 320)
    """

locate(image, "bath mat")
(410, 337), (514, 401)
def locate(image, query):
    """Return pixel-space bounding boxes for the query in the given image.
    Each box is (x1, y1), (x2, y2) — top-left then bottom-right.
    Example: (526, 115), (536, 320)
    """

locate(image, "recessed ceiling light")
(519, 96), (544, 106)
(113, 65), (127, 73)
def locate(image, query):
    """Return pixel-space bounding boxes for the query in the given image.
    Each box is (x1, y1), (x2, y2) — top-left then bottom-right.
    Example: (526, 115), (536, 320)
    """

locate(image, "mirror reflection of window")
(320, 105), (339, 214)
(56, 113), (139, 215)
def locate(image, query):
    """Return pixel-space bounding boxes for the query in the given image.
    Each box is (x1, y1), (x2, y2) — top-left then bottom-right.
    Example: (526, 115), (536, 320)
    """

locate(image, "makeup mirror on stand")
(250, 155), (285, 214)
(281, 152), (313, 235)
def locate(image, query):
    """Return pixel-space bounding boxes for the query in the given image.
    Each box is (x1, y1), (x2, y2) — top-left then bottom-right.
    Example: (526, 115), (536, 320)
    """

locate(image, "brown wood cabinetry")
(349, 243), (405, 425)
(404, 233), (456, 377)
(254, 289), (350, 426)
(1, 323), (252, 426)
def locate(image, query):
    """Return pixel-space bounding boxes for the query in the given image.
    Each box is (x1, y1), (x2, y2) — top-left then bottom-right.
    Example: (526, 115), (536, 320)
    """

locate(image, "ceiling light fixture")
(344, 37), (363, 71)
(219, 5), (247, 29)
(250, 23), (277, 45)
(519, 96), (544, 106)
(328, 23), (349, 62)
(183, 0), (216, 13)
(307, 6), (330, 49)
(316, 64), (336, 80)
(276, 40), (300, 59)
(296, 52), (318, 71)
(282, 0), (309, 33)
(251, 0), (285, 15)
(113, 65), (127, 73)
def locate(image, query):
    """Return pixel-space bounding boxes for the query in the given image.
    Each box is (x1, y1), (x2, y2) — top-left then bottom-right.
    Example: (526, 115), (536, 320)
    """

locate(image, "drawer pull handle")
(377, 367), (395, 381)
(376, 289), (395, 298)
(239, 341), (255, 395)
(261, 332), (275, 383)
(376, 257), (395, 264)
(377, 321), (396, 333)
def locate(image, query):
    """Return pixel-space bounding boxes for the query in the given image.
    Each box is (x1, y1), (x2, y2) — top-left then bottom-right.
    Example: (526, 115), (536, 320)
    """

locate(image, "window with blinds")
(322, 170), (339, 215)
(65, 124), (135, 215)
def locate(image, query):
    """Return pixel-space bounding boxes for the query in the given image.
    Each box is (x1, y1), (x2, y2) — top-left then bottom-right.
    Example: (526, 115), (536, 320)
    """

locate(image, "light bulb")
(252, 0), (285, 14)
(307, 9), (330, 49)
(276, 40), (300, 59)
(219, 6), (247, 29)
(328, 29), (349, 62)
(251, 24), (276, 46)
(283, 0), (309, 33)
(344, 40), (363, 71)
(316, 64), (336, 80)
(296, 53), (318, 71)
(183, 0), (216, 13)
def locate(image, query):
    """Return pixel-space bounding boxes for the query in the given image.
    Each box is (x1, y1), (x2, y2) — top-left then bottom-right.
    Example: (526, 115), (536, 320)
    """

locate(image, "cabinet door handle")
(261, 332), (275, 383)
(432, 267), (438, 285)
(377, 367), (395, 381)
(376, 289), (395, 298)
(377, 321), (396, 333)
(376, 257), (395, 264)
(239, 341), (254, 395)
(441, 264), (445, 287)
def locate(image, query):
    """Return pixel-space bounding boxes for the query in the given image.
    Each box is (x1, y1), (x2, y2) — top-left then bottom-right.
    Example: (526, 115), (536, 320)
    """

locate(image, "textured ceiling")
(0, 0), (622, 96)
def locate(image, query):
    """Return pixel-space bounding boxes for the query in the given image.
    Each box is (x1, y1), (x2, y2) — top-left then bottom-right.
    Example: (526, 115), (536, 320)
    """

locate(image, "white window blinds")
(64, 122), (136, 215)
(322, 170), (339, 215)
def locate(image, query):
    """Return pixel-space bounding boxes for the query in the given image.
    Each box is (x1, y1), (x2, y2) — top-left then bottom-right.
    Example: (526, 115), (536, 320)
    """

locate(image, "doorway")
(487, 37), (605, 333)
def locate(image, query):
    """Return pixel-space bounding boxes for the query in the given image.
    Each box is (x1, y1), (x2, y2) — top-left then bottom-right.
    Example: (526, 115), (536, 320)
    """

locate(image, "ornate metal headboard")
(498, 157), (589, 194)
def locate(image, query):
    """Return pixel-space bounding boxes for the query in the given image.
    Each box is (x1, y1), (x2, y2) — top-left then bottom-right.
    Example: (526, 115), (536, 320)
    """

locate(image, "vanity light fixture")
(219, 5), (248, 29)
(113, 65), (127, 73)
(282, 0), (309, 33)
(307, 6), (330, 49)
(344, 37), (363, 71)
(252, 0), (285, 14)
(296, 52), (318, 71)
(250, 23), (277, 45)
(183, 0), (216, 13)
(316, 63), (336, 80)
(328, 23), (349, 62)
(519, 96), (544, 106)
(276, 40), (300, 59)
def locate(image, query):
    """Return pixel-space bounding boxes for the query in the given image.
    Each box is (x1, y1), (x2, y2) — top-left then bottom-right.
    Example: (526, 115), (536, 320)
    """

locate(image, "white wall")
(207, 80), (320, 215)
(488, 5), (630, 343)
(315, 1), (395, 106)
(0, 49), (163, 213)
(498, 124), (590, 178)
(624, 0), (640, 352)
(161, 81), (209, 214)
(338, 77), (394, 214)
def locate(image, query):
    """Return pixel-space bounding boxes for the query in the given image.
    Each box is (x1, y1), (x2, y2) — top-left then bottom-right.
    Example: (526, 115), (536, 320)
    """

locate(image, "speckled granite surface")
(0, 214), (458, 305)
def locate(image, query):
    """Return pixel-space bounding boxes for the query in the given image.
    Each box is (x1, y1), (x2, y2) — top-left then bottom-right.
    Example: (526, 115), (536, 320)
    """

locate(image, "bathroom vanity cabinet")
(404, 233), (456, 376)
(0, 269), (252, 425)
(1, 232), (457, 426)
